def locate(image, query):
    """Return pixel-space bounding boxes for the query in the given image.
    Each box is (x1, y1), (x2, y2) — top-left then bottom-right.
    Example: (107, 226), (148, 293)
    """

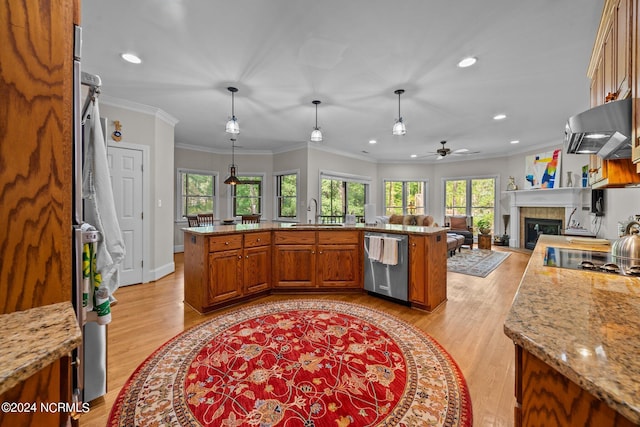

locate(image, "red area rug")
(108, 300), (472, 426)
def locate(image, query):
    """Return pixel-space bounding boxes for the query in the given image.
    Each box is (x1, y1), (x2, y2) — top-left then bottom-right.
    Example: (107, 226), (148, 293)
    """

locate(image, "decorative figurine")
(507, 176), (518, 191)
(112, 120), (122, 142)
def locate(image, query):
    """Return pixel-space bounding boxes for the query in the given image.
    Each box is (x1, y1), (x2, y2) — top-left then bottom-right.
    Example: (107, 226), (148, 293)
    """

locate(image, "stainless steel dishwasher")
(363, 232), (409, 302)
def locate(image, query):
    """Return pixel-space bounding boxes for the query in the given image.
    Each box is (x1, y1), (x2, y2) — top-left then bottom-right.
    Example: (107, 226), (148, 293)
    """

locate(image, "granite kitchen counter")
(504, 234), (640, 424)
(183, 221), (447, 236)
(0, 301), (82, 395)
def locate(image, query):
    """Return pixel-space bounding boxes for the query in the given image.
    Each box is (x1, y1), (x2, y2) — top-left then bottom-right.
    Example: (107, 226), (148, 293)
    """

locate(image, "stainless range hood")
(564, 98), (632, 159)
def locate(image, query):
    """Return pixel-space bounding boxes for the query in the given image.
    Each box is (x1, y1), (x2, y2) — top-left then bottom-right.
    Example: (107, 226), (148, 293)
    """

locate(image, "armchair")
(445, 215), (473, 249)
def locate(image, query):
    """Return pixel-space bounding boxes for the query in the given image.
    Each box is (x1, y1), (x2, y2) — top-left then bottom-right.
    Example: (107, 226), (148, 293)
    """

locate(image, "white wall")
(174, 141), (640, 250)
(100, 97), (178, 281)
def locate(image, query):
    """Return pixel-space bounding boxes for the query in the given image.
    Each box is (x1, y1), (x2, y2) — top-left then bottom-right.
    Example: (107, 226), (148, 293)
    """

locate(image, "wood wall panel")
(0, 0), (74, 314)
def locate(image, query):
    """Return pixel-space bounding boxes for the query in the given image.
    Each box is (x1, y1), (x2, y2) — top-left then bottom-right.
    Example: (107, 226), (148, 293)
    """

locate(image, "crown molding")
(100, 94), (179, 127)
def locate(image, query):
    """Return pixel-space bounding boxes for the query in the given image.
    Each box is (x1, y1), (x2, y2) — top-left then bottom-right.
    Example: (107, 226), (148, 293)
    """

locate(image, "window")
(232, 175), (263, 216)
(177, 169), (217, 219)
(274, 172), (298, 219)
(443, 177), (496, 234)
(320, 171), (370, 223)
(384, 180), (428, 215)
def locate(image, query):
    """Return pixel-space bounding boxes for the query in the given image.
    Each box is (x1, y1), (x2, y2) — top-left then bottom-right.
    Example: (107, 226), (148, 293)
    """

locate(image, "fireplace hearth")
(524, 217), (562, 249)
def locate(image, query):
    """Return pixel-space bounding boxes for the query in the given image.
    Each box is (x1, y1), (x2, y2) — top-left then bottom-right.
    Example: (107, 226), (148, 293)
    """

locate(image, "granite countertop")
(0, 301), (82, 395)
(504, 234), (640, 423)
(183, 221), (447, 236)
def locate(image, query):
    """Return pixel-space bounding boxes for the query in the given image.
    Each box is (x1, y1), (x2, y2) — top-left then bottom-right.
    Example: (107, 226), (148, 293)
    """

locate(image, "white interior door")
(108, 146), (143, 286)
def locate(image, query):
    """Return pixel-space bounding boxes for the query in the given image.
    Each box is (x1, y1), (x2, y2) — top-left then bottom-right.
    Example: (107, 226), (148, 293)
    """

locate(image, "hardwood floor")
(79, 247), (530, 426)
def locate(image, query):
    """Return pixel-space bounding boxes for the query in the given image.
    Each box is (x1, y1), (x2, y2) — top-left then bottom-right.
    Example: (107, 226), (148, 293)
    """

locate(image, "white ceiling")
(81, 0), (602, 163)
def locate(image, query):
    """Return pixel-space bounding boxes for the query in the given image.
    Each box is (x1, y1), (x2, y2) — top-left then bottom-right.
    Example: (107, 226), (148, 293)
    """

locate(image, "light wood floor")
(79, 247), (530, 427)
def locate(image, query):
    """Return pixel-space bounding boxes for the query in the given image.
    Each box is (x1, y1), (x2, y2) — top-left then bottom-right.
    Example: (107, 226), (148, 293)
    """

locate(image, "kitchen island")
(504, 234), (640, 426)
(183, 222), (447, 313)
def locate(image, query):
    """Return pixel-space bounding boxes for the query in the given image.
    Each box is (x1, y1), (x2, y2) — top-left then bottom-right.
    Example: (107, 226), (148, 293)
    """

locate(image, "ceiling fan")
(421, 140), (479, 160)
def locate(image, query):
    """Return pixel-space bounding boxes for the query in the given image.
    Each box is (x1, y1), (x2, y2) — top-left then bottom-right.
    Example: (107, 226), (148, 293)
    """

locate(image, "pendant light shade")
(225, 87), (240, 134)
(392, 89), (406, 136)
(310, 100), (322, 142)
(224, 138), (241, 185)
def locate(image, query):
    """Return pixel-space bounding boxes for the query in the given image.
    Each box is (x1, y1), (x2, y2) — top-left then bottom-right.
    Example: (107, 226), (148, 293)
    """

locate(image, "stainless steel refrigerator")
(71, 24), (113, 404)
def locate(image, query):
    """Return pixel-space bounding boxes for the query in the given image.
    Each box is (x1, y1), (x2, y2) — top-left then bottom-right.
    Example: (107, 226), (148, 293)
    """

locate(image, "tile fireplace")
(505, 188), (589, 249)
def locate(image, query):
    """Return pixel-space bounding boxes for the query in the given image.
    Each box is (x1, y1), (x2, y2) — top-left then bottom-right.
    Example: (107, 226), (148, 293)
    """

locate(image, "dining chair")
(197, 213), (215, 226)
(241, 214), (261, 224)
(186, 215), (199, 227)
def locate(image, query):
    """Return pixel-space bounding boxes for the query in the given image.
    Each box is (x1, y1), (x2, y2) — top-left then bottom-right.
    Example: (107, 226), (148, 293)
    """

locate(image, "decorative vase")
(566, 171), (573, 187)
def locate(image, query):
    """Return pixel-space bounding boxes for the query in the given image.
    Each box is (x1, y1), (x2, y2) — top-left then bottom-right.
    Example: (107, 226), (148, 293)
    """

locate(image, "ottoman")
(447, 233), (465, 256)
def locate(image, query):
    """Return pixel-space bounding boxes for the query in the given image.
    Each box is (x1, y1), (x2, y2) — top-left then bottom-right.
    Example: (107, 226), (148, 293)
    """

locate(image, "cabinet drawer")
(209, 234), (243, 252)
(318, 230), (360, 244)
(274, 231), (316, 244)
(244, 231), (271, 248)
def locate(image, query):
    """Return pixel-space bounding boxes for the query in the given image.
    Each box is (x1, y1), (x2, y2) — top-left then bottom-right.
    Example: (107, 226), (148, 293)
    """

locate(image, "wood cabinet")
(587, 0), (640, 184)
(317, 231), (361, 288)
(514, 345), (636, 427)
(184, 232), (271, 311)
(243, 232), (272, 295)
(633, 0), (640, 164)
(0, 1), (80, 425)
(408, 233), (447, 311)
(272, 230), (361, 289)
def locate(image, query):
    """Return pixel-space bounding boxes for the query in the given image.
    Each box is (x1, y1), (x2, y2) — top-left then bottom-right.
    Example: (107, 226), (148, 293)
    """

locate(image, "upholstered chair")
(445, 215), (474, 249)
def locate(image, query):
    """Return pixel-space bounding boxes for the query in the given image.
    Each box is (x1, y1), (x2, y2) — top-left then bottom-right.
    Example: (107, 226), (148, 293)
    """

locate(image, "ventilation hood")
(564, 98), (632, 159)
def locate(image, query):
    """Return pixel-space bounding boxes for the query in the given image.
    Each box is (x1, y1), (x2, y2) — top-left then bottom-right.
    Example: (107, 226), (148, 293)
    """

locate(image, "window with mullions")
(177, 169), (216, 219)
(275, 172), (297, 219)
(443, 177), (496, 234)
(320, 173), (369, 223)
(384, 180), (427, 215)
(232, 175), (263, 216)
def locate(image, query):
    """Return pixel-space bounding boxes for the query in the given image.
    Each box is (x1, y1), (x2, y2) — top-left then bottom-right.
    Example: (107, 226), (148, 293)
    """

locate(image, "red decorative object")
(108, 300), (472, 426)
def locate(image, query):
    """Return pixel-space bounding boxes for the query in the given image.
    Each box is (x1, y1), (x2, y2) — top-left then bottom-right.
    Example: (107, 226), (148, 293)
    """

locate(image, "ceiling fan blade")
(437, 155), (444, 160)
(452, 148), (469, 154)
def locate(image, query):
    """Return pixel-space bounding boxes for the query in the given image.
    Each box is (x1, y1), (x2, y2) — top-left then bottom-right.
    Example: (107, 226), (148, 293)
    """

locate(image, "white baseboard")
(174, 245), (184, 253)
(150, 261), (175, 281)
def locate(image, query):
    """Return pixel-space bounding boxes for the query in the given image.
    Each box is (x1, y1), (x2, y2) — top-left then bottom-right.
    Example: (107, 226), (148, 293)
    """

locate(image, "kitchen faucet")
(308, 198), (319, 224)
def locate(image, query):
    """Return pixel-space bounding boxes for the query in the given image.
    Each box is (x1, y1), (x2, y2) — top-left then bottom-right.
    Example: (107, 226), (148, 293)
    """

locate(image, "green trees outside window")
(179, 170), (215, 218)
(384, 180), (427, 215)
(320, 178), (367, 223)
(276, 173), (297, 218)
(444, 177), (496, 234)
(233, 176), (262, 216)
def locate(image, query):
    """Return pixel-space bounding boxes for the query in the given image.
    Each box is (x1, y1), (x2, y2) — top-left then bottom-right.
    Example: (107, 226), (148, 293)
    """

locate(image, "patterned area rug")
(448, 248), (511, 277)
(108, 300), (472, 427)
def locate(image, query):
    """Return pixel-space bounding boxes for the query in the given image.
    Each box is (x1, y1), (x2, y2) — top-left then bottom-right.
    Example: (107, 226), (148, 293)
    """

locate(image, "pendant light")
(225, 86), (239, 134)
(310, 100), (322, 142)
(392, 89), (406, 136)
(224, 138), (241, 185)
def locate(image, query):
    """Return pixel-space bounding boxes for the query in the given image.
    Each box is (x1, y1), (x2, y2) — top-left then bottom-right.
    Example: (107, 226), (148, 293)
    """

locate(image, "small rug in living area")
(447, 248), (511, 277)
(108, 299), (472, 427)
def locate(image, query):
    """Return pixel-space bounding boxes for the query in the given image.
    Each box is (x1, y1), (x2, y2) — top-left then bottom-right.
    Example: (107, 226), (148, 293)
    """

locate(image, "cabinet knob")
(246, 255), (249, 259)
(319, 251), (323, 254)
(311, 250), (315, 254)
(225, 241), (229, 245)
(238, 255), (242, 259)
(257, 238), (261, 242)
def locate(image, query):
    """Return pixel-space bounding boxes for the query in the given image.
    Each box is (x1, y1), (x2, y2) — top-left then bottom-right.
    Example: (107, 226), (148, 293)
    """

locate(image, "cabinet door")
(616, 0), (630, 98)
(633, 0), (640, 164)
(208, 249), (243, 304)
(273, 245), (316, 288)
(603, 22), (616, 102)
(409, 236), (426, 305)
(244, 245), (271, 294)
(588, 155), (605, 185)
(317, 244), (361, 288)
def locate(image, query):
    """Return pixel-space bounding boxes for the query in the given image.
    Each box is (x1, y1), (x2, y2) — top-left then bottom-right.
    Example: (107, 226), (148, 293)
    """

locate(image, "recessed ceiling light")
(457, 56), (477, 68)
(410, 154), (417, 158)
(493, 114), (507, 120)
(121, 53), (142, 64)
(369, 139), (377, 144)
(510, 140), (520, 144)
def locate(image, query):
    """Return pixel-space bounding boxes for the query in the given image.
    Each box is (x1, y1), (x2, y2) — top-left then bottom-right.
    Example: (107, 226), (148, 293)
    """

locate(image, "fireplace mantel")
(504, 188), (589, 248)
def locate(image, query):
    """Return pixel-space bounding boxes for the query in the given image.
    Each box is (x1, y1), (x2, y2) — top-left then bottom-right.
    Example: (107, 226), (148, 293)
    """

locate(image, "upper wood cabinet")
(587, 0), (640, 183)
(633, 0), (640, 164)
